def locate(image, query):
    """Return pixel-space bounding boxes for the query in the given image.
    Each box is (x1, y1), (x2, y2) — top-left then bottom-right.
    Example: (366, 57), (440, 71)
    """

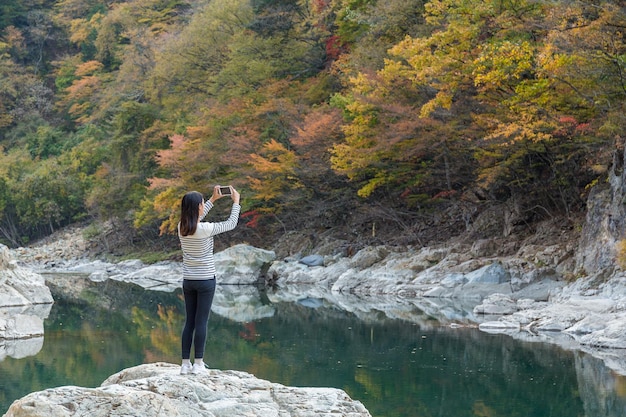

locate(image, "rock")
(1, 245), (53, 308)
(470, 238), (498, 257)
(350, 246), (389, 269)
(473, 293), (517, 315)
(465, 262), (510, 284)
(12, 226), (88, 266)
(4, 362), (372, 417)
(112, 261), (182, 291)
(299, 254), (324, 267)
(0, 245), (53, 361)
(215, 244), (276, 284)
(577, 313), (626, 348)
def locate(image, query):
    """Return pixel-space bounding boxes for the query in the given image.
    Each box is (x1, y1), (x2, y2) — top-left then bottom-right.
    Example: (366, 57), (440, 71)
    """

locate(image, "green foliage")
(335, 0), (375, 44)
(147, 0), (254, 110)
(26, 124), (65, 158)
(0, 147), (88, 245)
(0, 2), (25, 31)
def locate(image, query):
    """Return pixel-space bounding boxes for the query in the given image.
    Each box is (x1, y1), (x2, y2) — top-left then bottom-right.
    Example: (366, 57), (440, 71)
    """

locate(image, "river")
(1, 278), (626, 417)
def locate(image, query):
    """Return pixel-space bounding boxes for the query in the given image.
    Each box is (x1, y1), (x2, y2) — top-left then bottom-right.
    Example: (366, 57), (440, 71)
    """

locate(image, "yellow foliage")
(68, 12), (103, 44)
(473, 40), (535, 89)
(419, 91), (453, 118)
(349, 72), (375, 96)
(69, 18), (90, 43)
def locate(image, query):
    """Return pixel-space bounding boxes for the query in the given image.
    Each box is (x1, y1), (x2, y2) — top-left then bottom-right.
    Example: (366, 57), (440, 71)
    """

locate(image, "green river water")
(1, 278), (625, 417)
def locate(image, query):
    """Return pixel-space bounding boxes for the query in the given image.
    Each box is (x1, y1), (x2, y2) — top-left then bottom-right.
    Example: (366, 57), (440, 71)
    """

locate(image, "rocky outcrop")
(575, 148), (626, 276)
(267, 243), (566, 301)
(3, 362), (371, 417)
(26, 244), (275, 292)
(1, 245), (54, 308)
(12, 226), (89, 266)
(0, 245), (53, 341)
(0, 244), (54, 362)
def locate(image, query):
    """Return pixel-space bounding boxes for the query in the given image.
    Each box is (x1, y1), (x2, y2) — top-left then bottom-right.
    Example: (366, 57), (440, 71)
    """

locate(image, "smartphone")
(219, 186), (231, 195)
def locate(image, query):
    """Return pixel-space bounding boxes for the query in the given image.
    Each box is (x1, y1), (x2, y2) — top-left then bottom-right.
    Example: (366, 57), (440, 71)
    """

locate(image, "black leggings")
(181, 278), (216, 360)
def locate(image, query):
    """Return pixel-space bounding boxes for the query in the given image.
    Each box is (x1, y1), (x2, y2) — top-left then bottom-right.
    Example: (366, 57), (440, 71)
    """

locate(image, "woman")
(178, 185), (240, 375)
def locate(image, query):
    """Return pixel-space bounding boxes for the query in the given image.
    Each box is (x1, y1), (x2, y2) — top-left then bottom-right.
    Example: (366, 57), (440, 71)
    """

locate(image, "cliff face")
(576, 147), (626, 277)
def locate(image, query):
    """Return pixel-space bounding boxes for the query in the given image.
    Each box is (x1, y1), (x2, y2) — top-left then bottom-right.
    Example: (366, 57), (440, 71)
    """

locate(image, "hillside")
(0, 0), (625, 255)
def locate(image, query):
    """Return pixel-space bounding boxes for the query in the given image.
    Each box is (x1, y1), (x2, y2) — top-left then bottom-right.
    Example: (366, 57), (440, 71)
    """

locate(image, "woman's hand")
(230, 186), (240, 205)
(208, 185), (222, 204)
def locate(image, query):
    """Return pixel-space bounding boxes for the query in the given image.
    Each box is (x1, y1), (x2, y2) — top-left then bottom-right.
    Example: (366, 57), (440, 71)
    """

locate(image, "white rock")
(465, 262), (510, 284)
(473, 293), (517, 315)
(215, 244), (276, 284)
(4, 362), (372, 417)
(0, 245), (53, 345)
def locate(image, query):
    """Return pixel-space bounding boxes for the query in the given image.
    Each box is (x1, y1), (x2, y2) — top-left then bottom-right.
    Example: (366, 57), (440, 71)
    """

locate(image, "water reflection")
(0, 303), (51, 361)
(1, 279), (625, 417)
(213, 284), (275, 322)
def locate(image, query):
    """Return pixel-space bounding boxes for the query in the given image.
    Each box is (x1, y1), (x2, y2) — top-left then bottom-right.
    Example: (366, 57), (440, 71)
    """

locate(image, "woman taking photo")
(178, 185), (240, 375)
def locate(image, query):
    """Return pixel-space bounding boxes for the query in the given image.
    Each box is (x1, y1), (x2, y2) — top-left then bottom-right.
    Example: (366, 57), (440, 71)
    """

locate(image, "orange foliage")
(147, 177), (175, 190)
(248, 139), (300, 201)
(249, 139), (296, 174)
(65, 76), (100, 98)
(74, 60), (104, 76)
(61, 74), (102, 123)
(185, 126), (212, 139)
(154, 134), (186, 169)
(292, 107), (342, 154)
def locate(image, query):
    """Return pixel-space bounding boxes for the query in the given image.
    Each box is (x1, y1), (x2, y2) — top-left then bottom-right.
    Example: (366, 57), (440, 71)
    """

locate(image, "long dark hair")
(179, 191), (203, 236)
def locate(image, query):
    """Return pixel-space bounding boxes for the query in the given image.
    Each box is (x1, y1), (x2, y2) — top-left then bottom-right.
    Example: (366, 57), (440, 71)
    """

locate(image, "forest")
(0, 0), (624, 253)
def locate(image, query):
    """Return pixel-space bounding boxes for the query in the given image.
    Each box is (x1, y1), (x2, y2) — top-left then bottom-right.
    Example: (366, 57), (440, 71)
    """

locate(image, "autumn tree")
(329, 0), (616, 221)
(147, 0), (253, 112)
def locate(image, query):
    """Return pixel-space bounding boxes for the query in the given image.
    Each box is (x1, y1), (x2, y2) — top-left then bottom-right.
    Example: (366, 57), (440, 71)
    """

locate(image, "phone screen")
(219, 186), (231, 195)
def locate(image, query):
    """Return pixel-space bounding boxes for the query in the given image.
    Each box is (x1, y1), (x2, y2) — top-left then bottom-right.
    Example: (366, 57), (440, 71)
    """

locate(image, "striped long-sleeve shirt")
(178, 201), (241, 280)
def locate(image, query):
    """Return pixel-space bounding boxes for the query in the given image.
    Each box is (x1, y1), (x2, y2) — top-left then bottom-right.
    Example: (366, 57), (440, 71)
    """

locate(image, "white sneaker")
(180, 363), (192, 375)
(191, 361), (207, 375)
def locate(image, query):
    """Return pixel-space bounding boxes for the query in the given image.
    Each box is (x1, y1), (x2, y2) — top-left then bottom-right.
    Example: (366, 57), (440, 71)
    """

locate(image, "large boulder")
(4, 362), (371, 417)
(0, 245), (53, 345)
(215, 244), (276, 284)
(1, 245), (53, 308)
